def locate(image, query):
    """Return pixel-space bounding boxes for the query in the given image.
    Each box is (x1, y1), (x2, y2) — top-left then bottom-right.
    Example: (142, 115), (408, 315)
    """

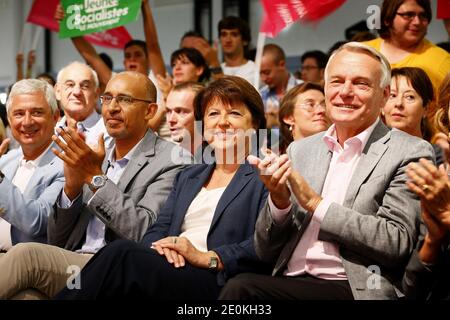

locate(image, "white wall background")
(0, 0), (448, 90)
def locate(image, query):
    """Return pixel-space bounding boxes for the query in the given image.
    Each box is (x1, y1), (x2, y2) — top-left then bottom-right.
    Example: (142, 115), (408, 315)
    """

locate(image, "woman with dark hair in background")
(157, 47), (210, 101)
(382, 67), (434, 140)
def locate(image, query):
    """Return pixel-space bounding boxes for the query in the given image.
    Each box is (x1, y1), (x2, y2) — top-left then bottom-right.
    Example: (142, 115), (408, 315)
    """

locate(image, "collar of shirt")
(18, 141), (53, 168)
(107, 135), (145, 169)
(57, 111), (100, 132)
(323, 117), (380, 155)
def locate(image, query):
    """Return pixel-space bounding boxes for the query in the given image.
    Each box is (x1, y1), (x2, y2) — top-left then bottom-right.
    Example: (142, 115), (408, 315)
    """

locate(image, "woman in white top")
(55, 76), (270, 300)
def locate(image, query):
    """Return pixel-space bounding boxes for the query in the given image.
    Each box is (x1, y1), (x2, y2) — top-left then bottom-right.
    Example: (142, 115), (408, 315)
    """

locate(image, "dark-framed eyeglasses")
(100, 94), (153, 106)
(396, 11), (429, 22)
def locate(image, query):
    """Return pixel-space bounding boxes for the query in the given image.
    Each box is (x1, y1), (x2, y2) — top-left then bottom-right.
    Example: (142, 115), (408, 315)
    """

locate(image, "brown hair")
(379, 0), (431, 39)
(278, 82), (324, 154)
(194, 76), (266, 131)
(431, 73), (450, 140)
(172, 81), (205, 95)
(391, 67), (434, 141)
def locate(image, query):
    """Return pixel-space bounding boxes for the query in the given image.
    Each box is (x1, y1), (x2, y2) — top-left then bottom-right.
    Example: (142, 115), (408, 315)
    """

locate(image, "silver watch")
(88, 175), (108, 191)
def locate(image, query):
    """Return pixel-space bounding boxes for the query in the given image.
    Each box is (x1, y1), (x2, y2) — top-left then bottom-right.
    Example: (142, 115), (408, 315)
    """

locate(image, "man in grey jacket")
(220, 42), (434, 300)
(0, 71), (190, 299)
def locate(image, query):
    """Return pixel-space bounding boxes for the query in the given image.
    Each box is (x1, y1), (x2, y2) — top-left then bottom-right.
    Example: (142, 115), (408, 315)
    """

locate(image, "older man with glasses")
(0, 71), (191, 300)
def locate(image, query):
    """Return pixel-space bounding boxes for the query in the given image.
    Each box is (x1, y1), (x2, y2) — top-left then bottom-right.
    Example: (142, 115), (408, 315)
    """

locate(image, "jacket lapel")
(116, 131), (156, 192)
(209, 163), (253, 232)
(300, 139), (332, 195)
(343, 121), (390, 208)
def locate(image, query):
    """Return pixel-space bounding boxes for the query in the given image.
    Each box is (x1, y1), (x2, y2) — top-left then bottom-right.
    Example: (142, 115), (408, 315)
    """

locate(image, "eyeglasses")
(301, 66), (319, 72)
(297, 101), (326, 111)
(100, 94), (153, 106)
(396, 11), (429, 22)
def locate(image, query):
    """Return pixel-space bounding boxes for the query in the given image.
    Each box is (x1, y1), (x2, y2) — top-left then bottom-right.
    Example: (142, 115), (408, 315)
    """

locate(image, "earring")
(289, 125), (293, 132)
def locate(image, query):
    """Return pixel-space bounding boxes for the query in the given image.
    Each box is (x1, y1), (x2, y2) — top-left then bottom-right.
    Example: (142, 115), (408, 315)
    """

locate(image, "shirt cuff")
(268, 194), (292, 225)
(312, 198), (331, 223)
(59, 190), (81, 208)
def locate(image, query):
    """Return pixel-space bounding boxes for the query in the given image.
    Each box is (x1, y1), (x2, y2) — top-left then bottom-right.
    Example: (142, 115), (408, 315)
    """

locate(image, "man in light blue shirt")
(0, 79), (64, 251)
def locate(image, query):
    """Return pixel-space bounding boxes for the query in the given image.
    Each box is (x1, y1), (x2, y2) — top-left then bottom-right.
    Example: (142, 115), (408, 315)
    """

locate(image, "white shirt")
(56, 111), (111, 149)
(179, 186), (226, 252)
(0, 143), (53, 251)
(221, 60), (256, 86)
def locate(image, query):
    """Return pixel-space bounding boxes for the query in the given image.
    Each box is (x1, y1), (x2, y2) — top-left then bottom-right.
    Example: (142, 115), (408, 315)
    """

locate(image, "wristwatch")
(208, 255), (219, 270)
(88, 175), (108, 191)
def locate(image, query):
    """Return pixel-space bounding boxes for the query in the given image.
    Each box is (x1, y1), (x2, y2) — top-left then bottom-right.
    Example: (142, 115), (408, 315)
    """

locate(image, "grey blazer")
(47, 130), (191, 251)
(255, 121), (435, 300)
(0, 143), (65, 244)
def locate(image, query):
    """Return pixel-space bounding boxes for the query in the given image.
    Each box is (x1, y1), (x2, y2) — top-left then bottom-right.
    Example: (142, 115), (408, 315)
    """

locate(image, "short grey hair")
(6, 79), (58, 114)
(325, 41), (391, 89)
(56, 61), (99, 89)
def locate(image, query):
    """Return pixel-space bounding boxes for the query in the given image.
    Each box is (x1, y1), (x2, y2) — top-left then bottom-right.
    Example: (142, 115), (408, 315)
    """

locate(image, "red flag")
(26, 0), (132, 49)
(260, 0), (346, 38)
(437, 0), (450, 19)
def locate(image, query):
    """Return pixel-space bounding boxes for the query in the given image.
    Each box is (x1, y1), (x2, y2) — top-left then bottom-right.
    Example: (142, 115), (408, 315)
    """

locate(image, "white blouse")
(179, 186), (226, 252)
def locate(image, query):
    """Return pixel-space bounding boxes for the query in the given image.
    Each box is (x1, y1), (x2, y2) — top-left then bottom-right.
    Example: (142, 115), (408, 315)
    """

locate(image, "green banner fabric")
(59, 0), (140, 38)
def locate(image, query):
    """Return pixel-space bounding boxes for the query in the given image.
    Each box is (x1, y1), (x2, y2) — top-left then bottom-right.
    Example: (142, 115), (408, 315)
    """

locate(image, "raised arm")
(141, 0), (166, 77)
(55, 3), (111, 92)
(71, 37), (112, 92)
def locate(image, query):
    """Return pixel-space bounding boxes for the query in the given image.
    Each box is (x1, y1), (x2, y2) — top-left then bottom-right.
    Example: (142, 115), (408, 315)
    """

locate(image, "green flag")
(59, 0), (141, 38)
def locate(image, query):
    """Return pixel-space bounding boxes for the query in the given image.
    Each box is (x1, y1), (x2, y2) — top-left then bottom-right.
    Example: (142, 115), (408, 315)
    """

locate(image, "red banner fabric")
(437, 0), (450, 19)
(260, 0), (346, 38)
(26, 0), (132, 49)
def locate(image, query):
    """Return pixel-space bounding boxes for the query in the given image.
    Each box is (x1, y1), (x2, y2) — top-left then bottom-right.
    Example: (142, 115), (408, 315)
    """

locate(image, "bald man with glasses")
(0, 72), (191, 300)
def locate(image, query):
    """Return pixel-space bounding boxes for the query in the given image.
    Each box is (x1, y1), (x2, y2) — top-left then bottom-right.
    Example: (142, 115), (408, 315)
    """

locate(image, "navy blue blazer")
(142, 163), (269, 286)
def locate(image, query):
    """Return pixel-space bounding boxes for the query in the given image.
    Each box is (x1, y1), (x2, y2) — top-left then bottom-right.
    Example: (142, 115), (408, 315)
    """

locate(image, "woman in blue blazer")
(55, 76), (270, 300)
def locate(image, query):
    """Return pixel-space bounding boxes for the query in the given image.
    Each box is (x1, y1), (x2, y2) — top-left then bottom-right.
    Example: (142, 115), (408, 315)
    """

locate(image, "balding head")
(102, 71), (157, 143)
(262, 44), (286, 64)
(110, 71), (157, 103)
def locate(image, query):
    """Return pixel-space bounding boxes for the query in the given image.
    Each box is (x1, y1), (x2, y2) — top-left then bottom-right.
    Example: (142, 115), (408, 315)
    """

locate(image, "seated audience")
(54, 76), (270, 300)
(278, 82), (331, 154)
(0, 72), (189, 299)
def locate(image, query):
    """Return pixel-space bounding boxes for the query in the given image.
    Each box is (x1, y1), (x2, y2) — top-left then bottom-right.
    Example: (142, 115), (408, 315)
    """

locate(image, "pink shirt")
(270, 118), (380, 280)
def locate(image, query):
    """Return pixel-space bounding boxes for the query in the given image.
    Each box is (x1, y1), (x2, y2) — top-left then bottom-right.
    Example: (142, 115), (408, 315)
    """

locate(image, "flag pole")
(31, 26), (43, 51)
(18, 24), (28, 54)
(253, 31), (266, 89)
